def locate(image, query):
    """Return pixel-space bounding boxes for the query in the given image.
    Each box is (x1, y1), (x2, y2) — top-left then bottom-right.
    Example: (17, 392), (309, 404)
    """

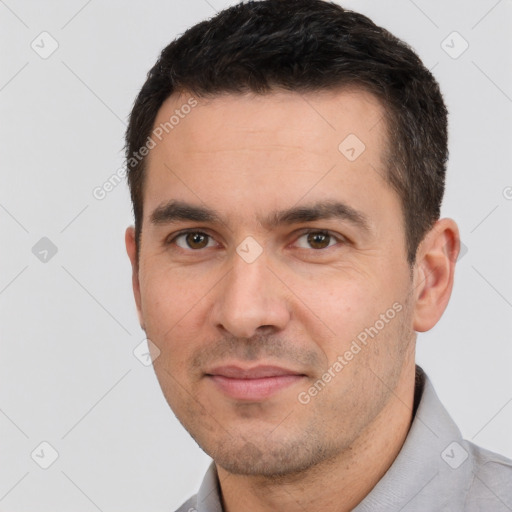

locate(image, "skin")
(125, 88), (460, 512)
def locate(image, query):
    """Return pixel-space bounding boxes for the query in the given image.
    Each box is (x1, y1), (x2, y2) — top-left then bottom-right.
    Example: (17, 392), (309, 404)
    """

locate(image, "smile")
(206, 365), (306, 401)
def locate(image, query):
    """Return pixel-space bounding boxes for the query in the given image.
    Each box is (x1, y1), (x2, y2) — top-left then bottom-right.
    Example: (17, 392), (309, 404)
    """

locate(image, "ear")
(125, 226), (145, 331)
(412, 218), (460, 332)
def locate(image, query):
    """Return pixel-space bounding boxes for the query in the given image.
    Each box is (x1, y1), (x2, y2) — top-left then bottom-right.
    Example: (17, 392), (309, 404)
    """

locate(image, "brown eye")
(172, 231), (214, 250)
(305, 231), (333, 249)
(185, 232), (209, 249)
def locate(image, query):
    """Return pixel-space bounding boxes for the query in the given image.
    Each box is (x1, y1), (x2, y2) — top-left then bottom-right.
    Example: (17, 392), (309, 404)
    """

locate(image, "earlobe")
(125, 226), (145, 331)
(412, 218), (460, 332)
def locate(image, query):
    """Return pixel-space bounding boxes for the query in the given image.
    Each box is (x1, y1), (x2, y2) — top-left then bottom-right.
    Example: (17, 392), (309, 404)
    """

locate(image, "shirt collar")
(195, 458), (223, 512)
(352, 365), (474, 511)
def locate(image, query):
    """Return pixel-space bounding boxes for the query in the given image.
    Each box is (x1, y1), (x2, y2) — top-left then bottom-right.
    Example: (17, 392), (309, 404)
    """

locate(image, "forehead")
(142, 88), (396, 232)
(152, 87), (387, 155)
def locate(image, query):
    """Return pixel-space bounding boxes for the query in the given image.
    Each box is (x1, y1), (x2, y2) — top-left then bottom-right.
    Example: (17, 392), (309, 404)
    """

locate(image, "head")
(124, 0), (460, 477)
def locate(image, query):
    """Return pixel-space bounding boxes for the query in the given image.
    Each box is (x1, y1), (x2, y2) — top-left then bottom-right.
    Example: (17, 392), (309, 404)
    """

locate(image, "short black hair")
(125, 0), (448, 266)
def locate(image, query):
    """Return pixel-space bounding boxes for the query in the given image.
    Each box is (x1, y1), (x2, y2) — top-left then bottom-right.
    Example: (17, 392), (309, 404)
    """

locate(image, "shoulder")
(172, 494), (198, 512)
(462, 440), (512, 511)
(170, 461), (222, 512)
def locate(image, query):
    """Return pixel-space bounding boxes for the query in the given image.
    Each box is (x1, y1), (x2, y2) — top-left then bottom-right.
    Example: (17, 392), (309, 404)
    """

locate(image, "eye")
(166, 229), (345, 252)
(295, 230), (344, 250)
(170, 231), (217, 250)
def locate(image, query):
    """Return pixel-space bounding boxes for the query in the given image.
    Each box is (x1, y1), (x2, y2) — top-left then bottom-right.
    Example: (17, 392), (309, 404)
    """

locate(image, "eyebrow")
(149, 199), (371, 233)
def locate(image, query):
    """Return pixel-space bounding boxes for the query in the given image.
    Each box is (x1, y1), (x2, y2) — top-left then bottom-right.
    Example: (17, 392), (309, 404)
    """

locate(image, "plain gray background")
(1, 0), (511, 510)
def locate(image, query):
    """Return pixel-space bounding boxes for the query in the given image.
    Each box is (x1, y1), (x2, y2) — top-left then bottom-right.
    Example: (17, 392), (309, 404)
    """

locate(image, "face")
(126, 89), (419, 477)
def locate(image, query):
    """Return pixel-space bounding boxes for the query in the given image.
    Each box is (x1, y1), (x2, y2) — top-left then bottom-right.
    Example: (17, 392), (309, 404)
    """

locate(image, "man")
(124, 1), (512, 510)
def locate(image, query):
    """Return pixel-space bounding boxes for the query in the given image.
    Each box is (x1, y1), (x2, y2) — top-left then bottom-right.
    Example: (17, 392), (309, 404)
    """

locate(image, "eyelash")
(165, 229), (347, 252)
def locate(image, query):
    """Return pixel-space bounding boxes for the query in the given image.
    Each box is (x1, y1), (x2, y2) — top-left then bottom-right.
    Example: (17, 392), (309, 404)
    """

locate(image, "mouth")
(205, 365), (307, 401)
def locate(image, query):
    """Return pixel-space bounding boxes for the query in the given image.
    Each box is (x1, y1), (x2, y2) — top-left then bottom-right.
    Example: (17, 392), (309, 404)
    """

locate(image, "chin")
(206, 434), (338, 478)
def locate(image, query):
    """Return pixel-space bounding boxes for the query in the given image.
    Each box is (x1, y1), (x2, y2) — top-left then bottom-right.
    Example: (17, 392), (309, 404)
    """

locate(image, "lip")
(206, 365), (306, 401)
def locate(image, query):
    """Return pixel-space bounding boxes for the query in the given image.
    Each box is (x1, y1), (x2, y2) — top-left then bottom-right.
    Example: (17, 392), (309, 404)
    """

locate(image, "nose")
(210, 250), (291, 339)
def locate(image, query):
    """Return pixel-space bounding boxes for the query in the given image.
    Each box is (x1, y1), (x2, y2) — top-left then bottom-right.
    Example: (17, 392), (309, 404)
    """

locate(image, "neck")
(216, 361), (417, 512)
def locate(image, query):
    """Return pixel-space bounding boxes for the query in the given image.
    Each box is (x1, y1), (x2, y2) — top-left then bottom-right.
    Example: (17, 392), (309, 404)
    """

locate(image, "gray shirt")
(174, 367), (512, 511)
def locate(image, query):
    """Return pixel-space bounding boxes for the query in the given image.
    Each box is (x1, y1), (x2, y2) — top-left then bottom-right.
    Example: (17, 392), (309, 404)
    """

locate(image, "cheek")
(141, 265), (206, 319)
(306, 275), (375, 324)
(139, 270), (209, 356)
(301, 271), (397, 359)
